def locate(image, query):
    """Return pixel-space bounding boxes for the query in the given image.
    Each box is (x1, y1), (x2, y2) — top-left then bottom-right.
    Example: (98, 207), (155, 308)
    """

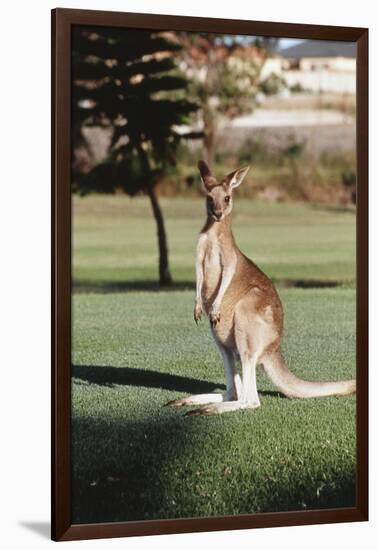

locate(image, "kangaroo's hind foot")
(185, 399), (260, 417)
(166, 393), (224, 408)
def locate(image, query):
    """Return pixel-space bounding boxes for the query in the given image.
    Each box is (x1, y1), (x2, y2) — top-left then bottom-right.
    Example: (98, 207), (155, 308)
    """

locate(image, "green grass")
(73, 196), (356, 287)
(72, 195), (356, 524)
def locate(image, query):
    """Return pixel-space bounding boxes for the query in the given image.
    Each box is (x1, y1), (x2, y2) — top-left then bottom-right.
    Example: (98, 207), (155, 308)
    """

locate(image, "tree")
(72, 27), (198, 285)
(178, 34), (279, 165)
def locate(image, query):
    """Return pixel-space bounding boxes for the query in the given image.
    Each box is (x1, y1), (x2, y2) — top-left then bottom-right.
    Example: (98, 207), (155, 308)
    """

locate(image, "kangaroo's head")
(198, 160), (250, 222)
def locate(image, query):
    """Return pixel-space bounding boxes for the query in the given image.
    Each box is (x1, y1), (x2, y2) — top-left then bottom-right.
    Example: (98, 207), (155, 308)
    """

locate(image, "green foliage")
(289, 82), (306, 94)
(282, 139), (306, 160)
(237, 138), (281, 166)
(319, 150), (356, 172)
(189, 54), (261, 120)
(178, 34), (279, 162)
(169, 139), (355, 204)
(72, 154), (157, 197)
(72, 28), (198, 196)
(259, 72), (286, 96)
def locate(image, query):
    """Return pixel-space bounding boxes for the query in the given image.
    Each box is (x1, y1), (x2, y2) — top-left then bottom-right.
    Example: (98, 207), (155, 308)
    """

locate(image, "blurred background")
(72, 27), (356, 288)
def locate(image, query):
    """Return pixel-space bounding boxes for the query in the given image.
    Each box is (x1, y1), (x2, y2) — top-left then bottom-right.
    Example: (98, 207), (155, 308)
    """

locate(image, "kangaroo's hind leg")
(187, 351), (261, 416)
(166, 344), (239, 409)
(234, 293), (280, 409)
(186, 295), (275, 416)
(216, 339), (242, 401)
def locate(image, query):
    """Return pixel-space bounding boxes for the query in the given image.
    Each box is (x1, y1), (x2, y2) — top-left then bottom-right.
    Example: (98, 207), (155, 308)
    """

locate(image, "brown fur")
(168, 160), (356, 416)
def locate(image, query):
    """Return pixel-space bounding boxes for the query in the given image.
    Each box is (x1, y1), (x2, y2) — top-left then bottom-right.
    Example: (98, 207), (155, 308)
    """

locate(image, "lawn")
(72, 195), (356, 524)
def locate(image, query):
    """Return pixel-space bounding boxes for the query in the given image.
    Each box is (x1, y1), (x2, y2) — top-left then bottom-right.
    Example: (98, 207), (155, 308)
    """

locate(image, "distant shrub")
(289, 82), (306, 94)
(319, 151), (356, 171)
(281, 139), (305, 160)
(237, 138), (279, 166)
(158, 139), (356, 207)
(259, 73), (287, 96)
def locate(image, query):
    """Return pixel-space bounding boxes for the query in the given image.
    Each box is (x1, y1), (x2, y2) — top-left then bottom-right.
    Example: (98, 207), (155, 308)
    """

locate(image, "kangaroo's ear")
(198, 160), (216, 191)
(226, 166), (250, 189)
(198, 160), (212, 179)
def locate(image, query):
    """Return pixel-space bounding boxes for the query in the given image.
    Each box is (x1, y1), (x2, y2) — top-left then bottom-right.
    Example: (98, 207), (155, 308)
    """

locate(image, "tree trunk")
(204, 126), (216, 166)
(136, 143), (173, 286)
(146, 186), (173, 286)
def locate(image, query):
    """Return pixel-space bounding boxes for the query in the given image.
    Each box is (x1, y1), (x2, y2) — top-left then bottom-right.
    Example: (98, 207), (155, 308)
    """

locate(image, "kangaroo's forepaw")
(194, 303), (203, 324)
(209, 310), (221, 326)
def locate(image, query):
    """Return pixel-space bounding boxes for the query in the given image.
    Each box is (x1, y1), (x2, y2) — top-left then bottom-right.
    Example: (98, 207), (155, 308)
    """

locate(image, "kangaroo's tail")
(262, 350), (356, 399)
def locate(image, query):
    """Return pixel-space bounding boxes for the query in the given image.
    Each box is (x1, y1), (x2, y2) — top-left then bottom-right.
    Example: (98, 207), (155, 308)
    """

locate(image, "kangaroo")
(168, 160), (356, 416)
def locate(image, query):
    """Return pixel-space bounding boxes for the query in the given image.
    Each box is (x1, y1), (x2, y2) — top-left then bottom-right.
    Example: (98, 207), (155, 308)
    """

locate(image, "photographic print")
(52, 9), (368, 541)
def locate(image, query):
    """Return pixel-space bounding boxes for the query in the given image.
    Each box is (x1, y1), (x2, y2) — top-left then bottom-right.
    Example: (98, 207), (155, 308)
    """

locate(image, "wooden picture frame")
(52, 7), (368, 542)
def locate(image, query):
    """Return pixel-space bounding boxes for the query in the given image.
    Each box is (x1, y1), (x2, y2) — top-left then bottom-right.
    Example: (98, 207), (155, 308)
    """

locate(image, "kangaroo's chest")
(204, 238), (221, 273)
(202, 236), (222, 304)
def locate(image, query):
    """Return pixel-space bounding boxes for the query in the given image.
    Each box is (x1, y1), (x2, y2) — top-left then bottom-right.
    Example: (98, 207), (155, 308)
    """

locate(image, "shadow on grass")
(72, 364), (225, 393)
(71, 412), (356, 524)
(73, 278), (343, 294)
(274, 278), (341, 289)
(71, 415), (206, 524)
(73, 280), (196, 294)
(310, 204), (356, 215)
(72, 364), (283, 399)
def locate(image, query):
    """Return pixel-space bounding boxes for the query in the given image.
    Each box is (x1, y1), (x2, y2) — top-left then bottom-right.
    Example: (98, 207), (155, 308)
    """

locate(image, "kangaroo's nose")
(213, 211), (222, 220)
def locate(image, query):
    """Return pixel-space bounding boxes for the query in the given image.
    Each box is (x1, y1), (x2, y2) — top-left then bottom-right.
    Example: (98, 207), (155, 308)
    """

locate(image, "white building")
(268, 40), (356, 93)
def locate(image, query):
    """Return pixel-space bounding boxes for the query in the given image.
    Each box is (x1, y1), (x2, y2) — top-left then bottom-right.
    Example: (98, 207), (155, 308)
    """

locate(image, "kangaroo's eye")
(224, 195), (230, 203)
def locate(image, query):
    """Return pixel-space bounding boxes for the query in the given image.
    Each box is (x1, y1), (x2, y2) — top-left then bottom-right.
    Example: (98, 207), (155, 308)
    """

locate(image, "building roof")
(280, 40), (356, 59)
